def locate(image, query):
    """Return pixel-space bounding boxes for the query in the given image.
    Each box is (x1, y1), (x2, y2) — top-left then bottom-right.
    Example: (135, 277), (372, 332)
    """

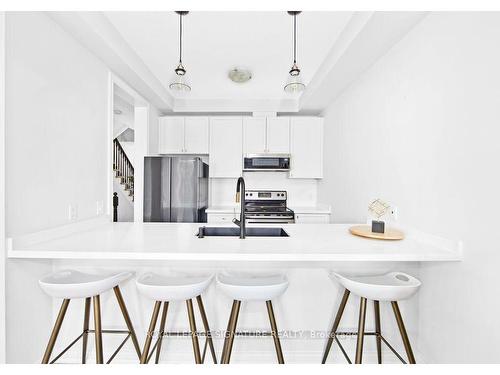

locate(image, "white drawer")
(207, 213), (237, 224)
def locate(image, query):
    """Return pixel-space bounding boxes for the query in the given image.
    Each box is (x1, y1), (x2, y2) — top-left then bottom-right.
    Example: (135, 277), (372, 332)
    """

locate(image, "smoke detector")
(228, 68), (252, 83)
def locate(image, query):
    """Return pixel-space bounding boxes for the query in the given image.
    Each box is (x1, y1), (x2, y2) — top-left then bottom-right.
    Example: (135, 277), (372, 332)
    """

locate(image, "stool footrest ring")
(329, 332), (407, 364)
(49, 329), (133, 364)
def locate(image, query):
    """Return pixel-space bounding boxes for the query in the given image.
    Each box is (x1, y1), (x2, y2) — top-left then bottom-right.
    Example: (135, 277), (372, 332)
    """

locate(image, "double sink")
(197, 226), (289, 238)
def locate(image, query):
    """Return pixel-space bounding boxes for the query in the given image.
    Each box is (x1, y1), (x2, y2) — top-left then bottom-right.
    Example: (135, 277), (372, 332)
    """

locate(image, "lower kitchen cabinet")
(294, 213), (331, 224)
(207, 213), (238, 223)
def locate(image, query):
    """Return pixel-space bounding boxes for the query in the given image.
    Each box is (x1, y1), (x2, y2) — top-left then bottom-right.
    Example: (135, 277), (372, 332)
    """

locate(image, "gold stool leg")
(220, 301), (237, 363)
(374, 300), (382, 364)
(391, 301), (416, 364)
(81, 297), (91, 364)
(155, 302), (169, 364)
(140, 301), (162, 364)
(196, 295), (217, 364)
(187, 299), (202, 364)
(354, 297), (367, 364)
(113, 286), (142, 360)
(42, 299), (70, 364)
(266, 300), (285, 364)
(322, 289), (350, 363)
(222, 300), (241, 364)
(93, 295), (104, 364)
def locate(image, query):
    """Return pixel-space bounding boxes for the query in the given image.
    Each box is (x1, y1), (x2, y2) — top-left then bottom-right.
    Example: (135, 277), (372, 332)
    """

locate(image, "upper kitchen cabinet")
(266, 117), (290, 154)
(290, 117), (324, 179)
(243, 117), (267, 154)
(243, 117), (290, 154)
(209, 117), (243, 178)
(159, 117), (185, 154)
(184, 117), (209, 154)
(158, 116), (209, 154)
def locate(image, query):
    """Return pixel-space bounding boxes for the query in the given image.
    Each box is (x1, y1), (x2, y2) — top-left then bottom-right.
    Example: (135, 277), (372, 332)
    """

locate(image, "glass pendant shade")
(284, 72), (306, 93)
(169, 73), (191, 92)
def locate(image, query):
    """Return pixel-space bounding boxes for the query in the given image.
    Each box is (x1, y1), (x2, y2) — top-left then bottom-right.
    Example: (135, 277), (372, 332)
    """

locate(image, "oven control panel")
(244, 190), (287, 201)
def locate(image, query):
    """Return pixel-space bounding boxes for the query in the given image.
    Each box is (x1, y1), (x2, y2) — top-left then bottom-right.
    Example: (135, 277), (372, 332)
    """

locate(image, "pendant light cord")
(293, 13), (297, 64)
(179, 12), (183, 64)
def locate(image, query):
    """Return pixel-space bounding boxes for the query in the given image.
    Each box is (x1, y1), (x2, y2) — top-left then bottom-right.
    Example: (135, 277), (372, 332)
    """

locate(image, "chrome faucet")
(232, 177), (246, 239)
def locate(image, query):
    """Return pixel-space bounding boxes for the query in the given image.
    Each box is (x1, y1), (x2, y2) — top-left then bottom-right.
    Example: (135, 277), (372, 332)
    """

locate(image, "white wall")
(0, 11), (6, 364)
(5, 13), (109, 236)
(319, 12), (500, 363)
(4, 12), (111, 363)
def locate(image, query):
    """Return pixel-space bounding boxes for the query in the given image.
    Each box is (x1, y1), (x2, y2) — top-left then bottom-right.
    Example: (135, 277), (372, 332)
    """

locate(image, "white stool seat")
(136, 273), (213, 301)
(217, 273), (288, 301)
(39, 270), (133, 299)
(331, 271), (421, 301)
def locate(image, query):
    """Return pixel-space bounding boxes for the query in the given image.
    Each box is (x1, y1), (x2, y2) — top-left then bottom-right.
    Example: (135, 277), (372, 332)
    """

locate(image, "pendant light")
(169, 11), (191, 92)
(284, 11), (306, 93)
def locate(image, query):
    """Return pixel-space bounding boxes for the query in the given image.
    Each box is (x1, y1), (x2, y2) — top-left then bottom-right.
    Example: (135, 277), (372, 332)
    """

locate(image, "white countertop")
(7, 222), (461, 262)
(206, 205), (240, 214)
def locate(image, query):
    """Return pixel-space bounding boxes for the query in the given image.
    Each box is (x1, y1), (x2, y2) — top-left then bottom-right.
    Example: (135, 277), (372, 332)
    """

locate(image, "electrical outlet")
(96, 200), (104, 216)
(68, 204), (78, 221)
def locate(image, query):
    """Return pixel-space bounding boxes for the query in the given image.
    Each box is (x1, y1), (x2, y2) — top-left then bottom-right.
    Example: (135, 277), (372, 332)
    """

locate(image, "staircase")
(113, 138), (134, 201)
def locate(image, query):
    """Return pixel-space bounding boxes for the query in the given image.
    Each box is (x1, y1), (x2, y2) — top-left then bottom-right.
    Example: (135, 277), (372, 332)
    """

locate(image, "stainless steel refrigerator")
(143, 156), (209, 222)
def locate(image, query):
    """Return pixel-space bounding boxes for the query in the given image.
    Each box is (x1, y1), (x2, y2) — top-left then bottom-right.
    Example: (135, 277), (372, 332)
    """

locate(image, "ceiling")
(49, 12), (427, 113)
(104, 11), (353, 111)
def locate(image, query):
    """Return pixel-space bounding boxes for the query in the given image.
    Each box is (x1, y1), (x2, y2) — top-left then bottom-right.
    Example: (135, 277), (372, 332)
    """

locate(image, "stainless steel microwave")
(243, 154), (291, 171)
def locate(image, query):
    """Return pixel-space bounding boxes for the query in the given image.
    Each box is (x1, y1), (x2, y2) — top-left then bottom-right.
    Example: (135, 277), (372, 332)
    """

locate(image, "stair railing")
(113, 138), (134, 201)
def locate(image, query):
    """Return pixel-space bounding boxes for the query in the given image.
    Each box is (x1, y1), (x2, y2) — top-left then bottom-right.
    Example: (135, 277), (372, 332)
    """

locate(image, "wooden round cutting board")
(349, 225), (404, 240)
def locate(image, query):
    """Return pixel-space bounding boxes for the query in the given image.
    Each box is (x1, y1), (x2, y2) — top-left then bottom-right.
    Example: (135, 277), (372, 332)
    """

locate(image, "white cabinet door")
(207, 213), (238, 224)
(185, 117), (209, 154)
(209, 118), (243, 178)
(243, 117), (266, 154)
(295, 213), (331, 224)
(267, 117), (290, 153)
(290, 117), (323, 178)
(158, 117), (185, 153)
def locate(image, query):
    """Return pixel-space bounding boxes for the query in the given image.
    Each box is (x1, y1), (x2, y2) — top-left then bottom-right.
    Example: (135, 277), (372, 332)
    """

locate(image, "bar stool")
(136, 272), (216, 364)
(39, 270), (141, 364)
(321, 271), (421, 364)
(217, 272), (289, 364)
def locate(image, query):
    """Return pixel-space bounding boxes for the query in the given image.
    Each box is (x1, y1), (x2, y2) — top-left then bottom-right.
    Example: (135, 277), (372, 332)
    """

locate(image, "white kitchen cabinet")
(289, 117), (323, 178)
(209, 117), (243, 178)
(158, 117), (184, 154)
(295, 213), (331, 224)
(158, 117), (209, 154)
(184, 117), (209, 153)
(243, 117), (267, 154)
(207, 213), (238, 224)
(243, 117), (290, 154)
(267, 117), (290, 153)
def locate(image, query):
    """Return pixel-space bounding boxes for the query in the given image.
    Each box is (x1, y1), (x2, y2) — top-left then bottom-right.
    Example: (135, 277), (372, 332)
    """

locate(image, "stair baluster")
(113, 139), (134, 201)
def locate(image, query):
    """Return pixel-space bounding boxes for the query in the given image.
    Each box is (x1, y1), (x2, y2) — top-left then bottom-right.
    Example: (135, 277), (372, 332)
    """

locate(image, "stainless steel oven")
(243, 154), (290, 172)
(244, 190), (295, 224)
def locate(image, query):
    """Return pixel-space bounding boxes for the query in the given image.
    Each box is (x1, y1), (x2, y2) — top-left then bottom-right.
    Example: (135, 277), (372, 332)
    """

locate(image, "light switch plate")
(68, 204), (78, 221)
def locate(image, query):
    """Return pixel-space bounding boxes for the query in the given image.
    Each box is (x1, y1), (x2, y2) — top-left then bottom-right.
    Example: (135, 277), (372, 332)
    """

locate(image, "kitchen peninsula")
(7, 221), (461, 263)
